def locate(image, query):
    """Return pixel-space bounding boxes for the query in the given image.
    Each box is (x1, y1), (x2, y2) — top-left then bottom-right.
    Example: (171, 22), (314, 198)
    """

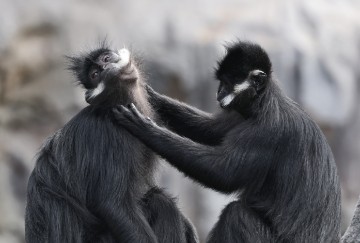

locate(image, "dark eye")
(221, 78), (232, 87)
(90, 70), (99, 80)
(252, 70), (267, 83)
(103, 55), (110, 62)
(253, 75), (264, 85)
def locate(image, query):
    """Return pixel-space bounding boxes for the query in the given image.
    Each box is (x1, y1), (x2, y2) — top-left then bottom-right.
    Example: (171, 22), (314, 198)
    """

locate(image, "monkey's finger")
(113, 105), (126, 113)
(117, 105), (129, 113)
(122, 110), (138, 124)
(113, 105), (119, 112)
(145, 116), (156, 126)
(120, 105), (136, 119)
(129, 103), (137, 111)
(112, 106), (121, 115)
(112, 108), (126, 122)
(112, 109), (138, 129)
(113, 107), (126, 118)
(129, 103), (143, 119)
(113, 106), (132, 121)
(145, 84), (155, 94)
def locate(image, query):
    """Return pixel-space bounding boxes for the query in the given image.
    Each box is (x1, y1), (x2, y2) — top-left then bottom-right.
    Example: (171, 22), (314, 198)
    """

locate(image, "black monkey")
(113, 41), (341, 242)
(25, 45), (198, 243)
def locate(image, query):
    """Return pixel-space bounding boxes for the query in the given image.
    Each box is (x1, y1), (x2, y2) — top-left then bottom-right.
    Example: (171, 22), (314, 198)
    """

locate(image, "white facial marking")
(89, 82), (105, 99)
(250, 69), (266, 76)
(233, 81), (250, 94)
(221, 93), (235, 107)
(117, 48), (130, 68)
(220, 81), (251, 107)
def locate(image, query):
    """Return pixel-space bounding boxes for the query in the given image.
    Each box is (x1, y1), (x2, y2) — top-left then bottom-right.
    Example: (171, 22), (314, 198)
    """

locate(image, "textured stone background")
(0, 0), (360, 242)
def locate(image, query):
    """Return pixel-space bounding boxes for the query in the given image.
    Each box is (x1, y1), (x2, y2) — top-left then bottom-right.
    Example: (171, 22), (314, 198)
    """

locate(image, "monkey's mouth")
(103, 48), (135, 82)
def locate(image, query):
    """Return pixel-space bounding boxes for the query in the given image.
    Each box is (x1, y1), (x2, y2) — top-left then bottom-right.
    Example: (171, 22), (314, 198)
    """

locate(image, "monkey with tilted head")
(113, 41), (341, 243)
(25, 44), (198, 243)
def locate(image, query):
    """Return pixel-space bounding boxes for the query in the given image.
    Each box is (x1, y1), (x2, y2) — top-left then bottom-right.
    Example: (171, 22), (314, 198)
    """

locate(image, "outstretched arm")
(146, 85), (240, 145)
(113, 104), (262, 193)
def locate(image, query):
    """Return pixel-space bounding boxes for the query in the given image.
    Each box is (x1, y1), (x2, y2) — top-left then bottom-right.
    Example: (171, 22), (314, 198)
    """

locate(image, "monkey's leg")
(26, 193), (86, 243)
(96, 197), (158, 243)
(140, 187), (199, 243)
(207, 200), (274, 243)
(182, 214), (199, 243)
(26, 170), (91, 243)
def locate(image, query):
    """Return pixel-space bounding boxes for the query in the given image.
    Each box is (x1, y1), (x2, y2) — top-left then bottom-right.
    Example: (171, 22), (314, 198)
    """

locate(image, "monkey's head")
(69, 47), (138, 105)
(215, 41), (272, 111)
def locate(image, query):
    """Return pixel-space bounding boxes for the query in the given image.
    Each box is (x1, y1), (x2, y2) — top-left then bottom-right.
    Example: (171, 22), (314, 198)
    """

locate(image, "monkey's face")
(215, 41), (271, 110)
(216, 69), (268, 109)
(69, 47), (135, 104)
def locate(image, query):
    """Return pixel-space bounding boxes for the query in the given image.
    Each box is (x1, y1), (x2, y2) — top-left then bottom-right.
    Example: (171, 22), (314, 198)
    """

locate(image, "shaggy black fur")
(25, 45), (198, 243)
(113, 41), (341, 242)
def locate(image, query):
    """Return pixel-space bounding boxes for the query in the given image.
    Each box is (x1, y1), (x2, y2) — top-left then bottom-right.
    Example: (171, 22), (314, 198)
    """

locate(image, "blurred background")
(0, 0), (359, 242)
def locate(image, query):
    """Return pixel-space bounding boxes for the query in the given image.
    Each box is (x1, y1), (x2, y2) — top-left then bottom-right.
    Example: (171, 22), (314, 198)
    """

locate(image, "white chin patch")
(234, 81), (250, 94)
(88, 82), (105, 99)
(221, 93), (235, 107)
(117, 48), (130, 68)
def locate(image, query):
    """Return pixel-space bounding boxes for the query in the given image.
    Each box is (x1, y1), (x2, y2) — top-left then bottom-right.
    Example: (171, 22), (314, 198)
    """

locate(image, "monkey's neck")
(90, 82), (154, 118)
(129, 83), (154, 118)
(253, 80), (295, 123)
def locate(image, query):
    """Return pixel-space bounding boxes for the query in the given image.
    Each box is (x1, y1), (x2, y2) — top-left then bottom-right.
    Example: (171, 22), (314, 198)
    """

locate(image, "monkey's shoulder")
(47, 106), (137, 150)
(36, 106), (151, 172)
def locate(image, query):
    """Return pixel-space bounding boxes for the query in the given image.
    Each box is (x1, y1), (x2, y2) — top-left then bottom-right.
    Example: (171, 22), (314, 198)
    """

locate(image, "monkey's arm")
(113, 104), (265, 192)
(147, 86), (239, 145)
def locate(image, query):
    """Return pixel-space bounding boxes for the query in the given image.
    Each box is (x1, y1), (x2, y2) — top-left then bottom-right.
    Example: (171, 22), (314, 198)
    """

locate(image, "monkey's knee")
(141, 187), (196, 243)
(141, 187), (181, 222)
(207, 201), (273, 243)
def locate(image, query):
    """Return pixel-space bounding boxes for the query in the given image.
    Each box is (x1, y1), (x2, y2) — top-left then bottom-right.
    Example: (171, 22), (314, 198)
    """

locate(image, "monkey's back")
(240, 98), (341, 243)
(271, 110), (340, 242)
(59, 106), (155, 194)
(26, 105), (156, 242)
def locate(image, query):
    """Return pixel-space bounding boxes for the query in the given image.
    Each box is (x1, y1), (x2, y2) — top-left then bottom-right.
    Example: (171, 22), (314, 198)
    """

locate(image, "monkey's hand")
(145, 84), (155, 94)
(113, 103), (157, 132)
(145, 84), (164, 107)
